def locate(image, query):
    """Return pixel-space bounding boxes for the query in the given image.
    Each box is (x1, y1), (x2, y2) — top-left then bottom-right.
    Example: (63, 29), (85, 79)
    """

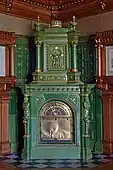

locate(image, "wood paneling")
(0, 31), (16, 155)
(96, 30), (113, 154)
(0, 95), (10, 155)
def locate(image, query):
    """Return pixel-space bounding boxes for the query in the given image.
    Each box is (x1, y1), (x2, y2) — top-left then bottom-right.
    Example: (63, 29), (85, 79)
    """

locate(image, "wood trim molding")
(0, 0), (112, 23)
(0, 77), (15, 93)
(96, 76), (113, 91)
(96, 30), (113, 46)
(0, 31), (16, 45)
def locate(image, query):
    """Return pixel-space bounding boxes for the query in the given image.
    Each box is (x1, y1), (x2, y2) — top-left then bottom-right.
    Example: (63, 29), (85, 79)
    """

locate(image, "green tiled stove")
(22, 17), (94, 160)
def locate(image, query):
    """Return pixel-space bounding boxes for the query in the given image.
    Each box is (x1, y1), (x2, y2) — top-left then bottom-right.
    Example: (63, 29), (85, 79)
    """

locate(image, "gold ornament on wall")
(99, 0), (106, 10)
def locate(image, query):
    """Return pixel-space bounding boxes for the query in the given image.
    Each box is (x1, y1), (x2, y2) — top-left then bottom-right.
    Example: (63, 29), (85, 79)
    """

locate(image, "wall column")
(95, 39), (103, 77)
(10, 45), (15, 76)
(5, 45), (10, 77)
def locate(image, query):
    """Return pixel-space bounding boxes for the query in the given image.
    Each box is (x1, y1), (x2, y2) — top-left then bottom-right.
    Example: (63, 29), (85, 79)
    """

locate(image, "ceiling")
(0, 0), (113, 23)
(35, 0), (76, 5)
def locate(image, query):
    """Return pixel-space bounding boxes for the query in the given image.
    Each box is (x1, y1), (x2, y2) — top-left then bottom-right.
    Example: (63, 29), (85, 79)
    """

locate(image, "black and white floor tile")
(0, 153), (113, 169)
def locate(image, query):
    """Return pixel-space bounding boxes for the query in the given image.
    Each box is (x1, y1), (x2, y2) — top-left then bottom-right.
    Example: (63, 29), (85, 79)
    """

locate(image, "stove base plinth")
(22, 145), (92, 160)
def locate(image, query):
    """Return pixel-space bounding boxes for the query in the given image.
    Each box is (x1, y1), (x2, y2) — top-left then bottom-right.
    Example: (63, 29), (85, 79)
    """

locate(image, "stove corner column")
(22, 92), (30, 160)
(80, 84), (95, 160)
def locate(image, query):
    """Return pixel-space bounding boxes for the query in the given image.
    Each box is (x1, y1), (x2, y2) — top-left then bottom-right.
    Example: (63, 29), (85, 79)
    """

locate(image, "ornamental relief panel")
(29, 86), (80, 95)
(77, 38), (96, 83)
(0, 84), (12, 91)
(37, 75), (66, 81)
(46, 44), (67, 71)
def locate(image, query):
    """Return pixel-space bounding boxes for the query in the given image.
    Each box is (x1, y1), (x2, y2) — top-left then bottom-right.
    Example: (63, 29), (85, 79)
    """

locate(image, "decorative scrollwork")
(70, 95), (77, 105)
(23, 95), (30, 118)
(23, 94), (30, 138)
(0, 31), (15, 45)
(83, 95), (90, 138)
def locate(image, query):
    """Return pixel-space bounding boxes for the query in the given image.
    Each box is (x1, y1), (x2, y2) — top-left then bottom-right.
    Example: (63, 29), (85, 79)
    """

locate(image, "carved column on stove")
(68, 16), (79, 72)
(34, 17), (43, 73)
(0, 31), (16, 155)
(22, 88), (30, 160)
(80, 84), (94, 159)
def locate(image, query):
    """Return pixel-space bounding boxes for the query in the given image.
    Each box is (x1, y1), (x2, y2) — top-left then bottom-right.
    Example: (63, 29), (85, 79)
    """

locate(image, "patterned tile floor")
(0, 153), (113, 169)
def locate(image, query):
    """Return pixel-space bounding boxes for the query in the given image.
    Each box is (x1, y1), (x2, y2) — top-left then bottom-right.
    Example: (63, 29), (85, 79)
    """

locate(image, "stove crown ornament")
(51, 20), (62, 28)
(70, 15), (77, 31)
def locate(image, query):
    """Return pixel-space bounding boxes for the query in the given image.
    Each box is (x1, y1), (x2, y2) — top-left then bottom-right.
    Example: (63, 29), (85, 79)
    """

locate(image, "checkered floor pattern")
(0, 153), (113, 168)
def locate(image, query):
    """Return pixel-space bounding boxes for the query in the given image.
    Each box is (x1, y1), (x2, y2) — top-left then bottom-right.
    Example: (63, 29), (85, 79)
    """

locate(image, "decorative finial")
(99, 0), (105, 10)
(6, 0), (13, 12)
(51, 20), (62, 28)
(73, 16), (76, 22)
(70, 15), (77, 30)
(34, 16), (41, 32)
(72, 16), (77, 25)
(37, 16), (40, 23)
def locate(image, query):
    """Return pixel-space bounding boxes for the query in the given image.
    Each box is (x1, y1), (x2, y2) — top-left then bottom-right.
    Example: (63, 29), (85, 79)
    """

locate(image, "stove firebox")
(40, 101), (74, 143)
